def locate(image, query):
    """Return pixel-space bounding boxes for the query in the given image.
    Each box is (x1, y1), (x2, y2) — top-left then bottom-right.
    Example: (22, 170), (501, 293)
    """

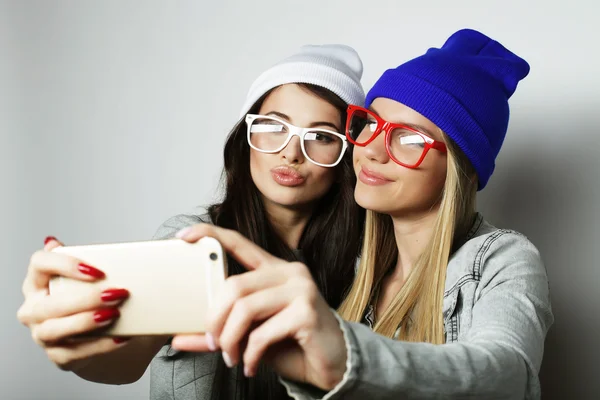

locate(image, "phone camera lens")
(210, 252), (218, 261)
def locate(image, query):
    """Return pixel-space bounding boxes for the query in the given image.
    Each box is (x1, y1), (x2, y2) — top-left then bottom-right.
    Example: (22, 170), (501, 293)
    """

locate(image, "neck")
(389, 210), (438, 282)
(263, 201), (312, 249)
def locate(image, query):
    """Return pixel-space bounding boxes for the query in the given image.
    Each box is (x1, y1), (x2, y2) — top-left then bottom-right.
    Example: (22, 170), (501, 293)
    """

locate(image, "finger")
(23, 251), (105, 295)
(176, 223), (277, 271)
(19, 287), (129, 325)
(32, 308), (120, 345)
(207, 266), (290, 339)
(45, 337), (128, 371)
(170, 334), (212, 352)
(217, 284), (296, 366)
(44, 236), (64, 251)
(242, 302), (306, 377)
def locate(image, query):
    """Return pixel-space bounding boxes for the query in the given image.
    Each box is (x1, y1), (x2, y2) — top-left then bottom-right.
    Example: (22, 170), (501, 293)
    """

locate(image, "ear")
(470, 173), (478, 186)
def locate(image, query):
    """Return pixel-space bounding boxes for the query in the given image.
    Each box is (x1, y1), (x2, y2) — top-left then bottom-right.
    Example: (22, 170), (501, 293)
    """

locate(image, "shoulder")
(447, 214), (547, 289)
(152, 206), (213, 240)
(446, 215), (552, 332)
(472, 217), (543, 273)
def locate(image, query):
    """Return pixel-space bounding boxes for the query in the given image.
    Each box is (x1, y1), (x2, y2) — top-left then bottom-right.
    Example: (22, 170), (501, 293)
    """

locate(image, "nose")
(280, 135), (304, 164)
(362, 128), (390, 163)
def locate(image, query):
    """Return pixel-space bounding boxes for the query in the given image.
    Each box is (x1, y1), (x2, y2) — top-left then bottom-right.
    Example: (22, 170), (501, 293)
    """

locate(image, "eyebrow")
(368, 106), (437, 138)
(265, 111), (341, 131)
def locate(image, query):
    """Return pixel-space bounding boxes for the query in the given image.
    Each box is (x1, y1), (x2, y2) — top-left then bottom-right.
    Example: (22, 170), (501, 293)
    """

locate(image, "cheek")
(309, 167), (336, 194)
(250, 150), (269, 185)
(420, 154), (447, 193)
(396, 159), (447, 208)
(352, 147), (363, 175)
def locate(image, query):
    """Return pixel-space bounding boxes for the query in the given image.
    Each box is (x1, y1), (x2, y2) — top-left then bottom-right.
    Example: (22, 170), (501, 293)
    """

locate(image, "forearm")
(74, 336), (168, 384)
(281, 320), (530, 400)
(338, 321), (528, 399)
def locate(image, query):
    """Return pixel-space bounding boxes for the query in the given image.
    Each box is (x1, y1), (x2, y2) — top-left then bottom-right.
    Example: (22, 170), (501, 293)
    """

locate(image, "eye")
(305, 132), (336, 143)
(368, 120), (378, 133)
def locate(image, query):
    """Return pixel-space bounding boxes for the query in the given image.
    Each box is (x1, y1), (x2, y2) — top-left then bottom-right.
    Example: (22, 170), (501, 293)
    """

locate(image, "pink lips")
(358, 166), (393, 186)
(270, 166), (306, 187)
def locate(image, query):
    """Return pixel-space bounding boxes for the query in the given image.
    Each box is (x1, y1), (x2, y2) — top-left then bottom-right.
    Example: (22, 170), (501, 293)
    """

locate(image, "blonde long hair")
(338, 136), (477, 343)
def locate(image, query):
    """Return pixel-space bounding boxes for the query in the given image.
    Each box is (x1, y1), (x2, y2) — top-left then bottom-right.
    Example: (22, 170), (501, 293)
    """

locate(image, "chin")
(262, 186), (310, 209)
(270, 196), (305, 208)
(354, 186), (392, 214)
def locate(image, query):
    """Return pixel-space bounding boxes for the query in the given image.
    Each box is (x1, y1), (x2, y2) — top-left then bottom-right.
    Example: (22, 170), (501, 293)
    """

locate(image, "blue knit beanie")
(365, 28), (530, 190)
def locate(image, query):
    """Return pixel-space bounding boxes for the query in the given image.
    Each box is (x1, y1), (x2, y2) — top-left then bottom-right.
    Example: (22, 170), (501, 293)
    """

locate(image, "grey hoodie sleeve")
(152, 208), (211, 240)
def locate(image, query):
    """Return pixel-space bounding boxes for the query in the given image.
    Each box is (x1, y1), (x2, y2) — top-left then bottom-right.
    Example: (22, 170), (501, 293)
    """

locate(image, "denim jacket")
(280, 213), (554, 399)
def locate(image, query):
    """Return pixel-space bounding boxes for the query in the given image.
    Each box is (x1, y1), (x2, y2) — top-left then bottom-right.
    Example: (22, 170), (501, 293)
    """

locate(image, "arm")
(280, 233), (554, 399)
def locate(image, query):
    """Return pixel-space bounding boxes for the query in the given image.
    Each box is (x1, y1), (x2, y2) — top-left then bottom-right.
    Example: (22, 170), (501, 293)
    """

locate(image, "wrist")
(319, 309), (349, 391)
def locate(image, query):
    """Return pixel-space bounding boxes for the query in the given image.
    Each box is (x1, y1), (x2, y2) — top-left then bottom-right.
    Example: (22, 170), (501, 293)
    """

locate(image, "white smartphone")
(49, 237), (228, 336)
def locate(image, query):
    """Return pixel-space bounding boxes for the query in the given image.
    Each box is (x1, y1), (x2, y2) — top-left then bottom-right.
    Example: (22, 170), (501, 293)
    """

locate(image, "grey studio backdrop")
(1, 1), (598, 399)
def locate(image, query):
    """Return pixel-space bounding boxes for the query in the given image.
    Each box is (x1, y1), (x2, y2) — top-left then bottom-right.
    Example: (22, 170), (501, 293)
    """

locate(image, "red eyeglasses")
(345, 105), (447, 168)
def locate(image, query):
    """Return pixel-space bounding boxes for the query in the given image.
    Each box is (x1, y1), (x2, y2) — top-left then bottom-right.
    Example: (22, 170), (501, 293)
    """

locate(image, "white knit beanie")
(239, 44), (365, 117)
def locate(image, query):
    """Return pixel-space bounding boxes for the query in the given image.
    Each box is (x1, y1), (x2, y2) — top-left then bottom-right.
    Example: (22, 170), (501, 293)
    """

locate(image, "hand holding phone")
(49, 237), (228, 336)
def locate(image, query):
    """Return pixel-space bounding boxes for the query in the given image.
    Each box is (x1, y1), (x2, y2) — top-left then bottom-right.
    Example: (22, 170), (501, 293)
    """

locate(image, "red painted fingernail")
(113, 337), (129, 344)
(78, 263), (105, 279)
(94, 308), (120, 323)
(101, 289), (129, 302)
(44, 236), (57, 245)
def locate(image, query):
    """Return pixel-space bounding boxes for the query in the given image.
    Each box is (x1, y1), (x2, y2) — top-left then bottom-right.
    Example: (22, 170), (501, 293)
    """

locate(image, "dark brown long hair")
(207, 83), (365, 399)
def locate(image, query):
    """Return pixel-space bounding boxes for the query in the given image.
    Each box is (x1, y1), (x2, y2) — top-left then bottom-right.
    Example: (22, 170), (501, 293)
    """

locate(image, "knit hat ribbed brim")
(240, 44), (365, 117)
